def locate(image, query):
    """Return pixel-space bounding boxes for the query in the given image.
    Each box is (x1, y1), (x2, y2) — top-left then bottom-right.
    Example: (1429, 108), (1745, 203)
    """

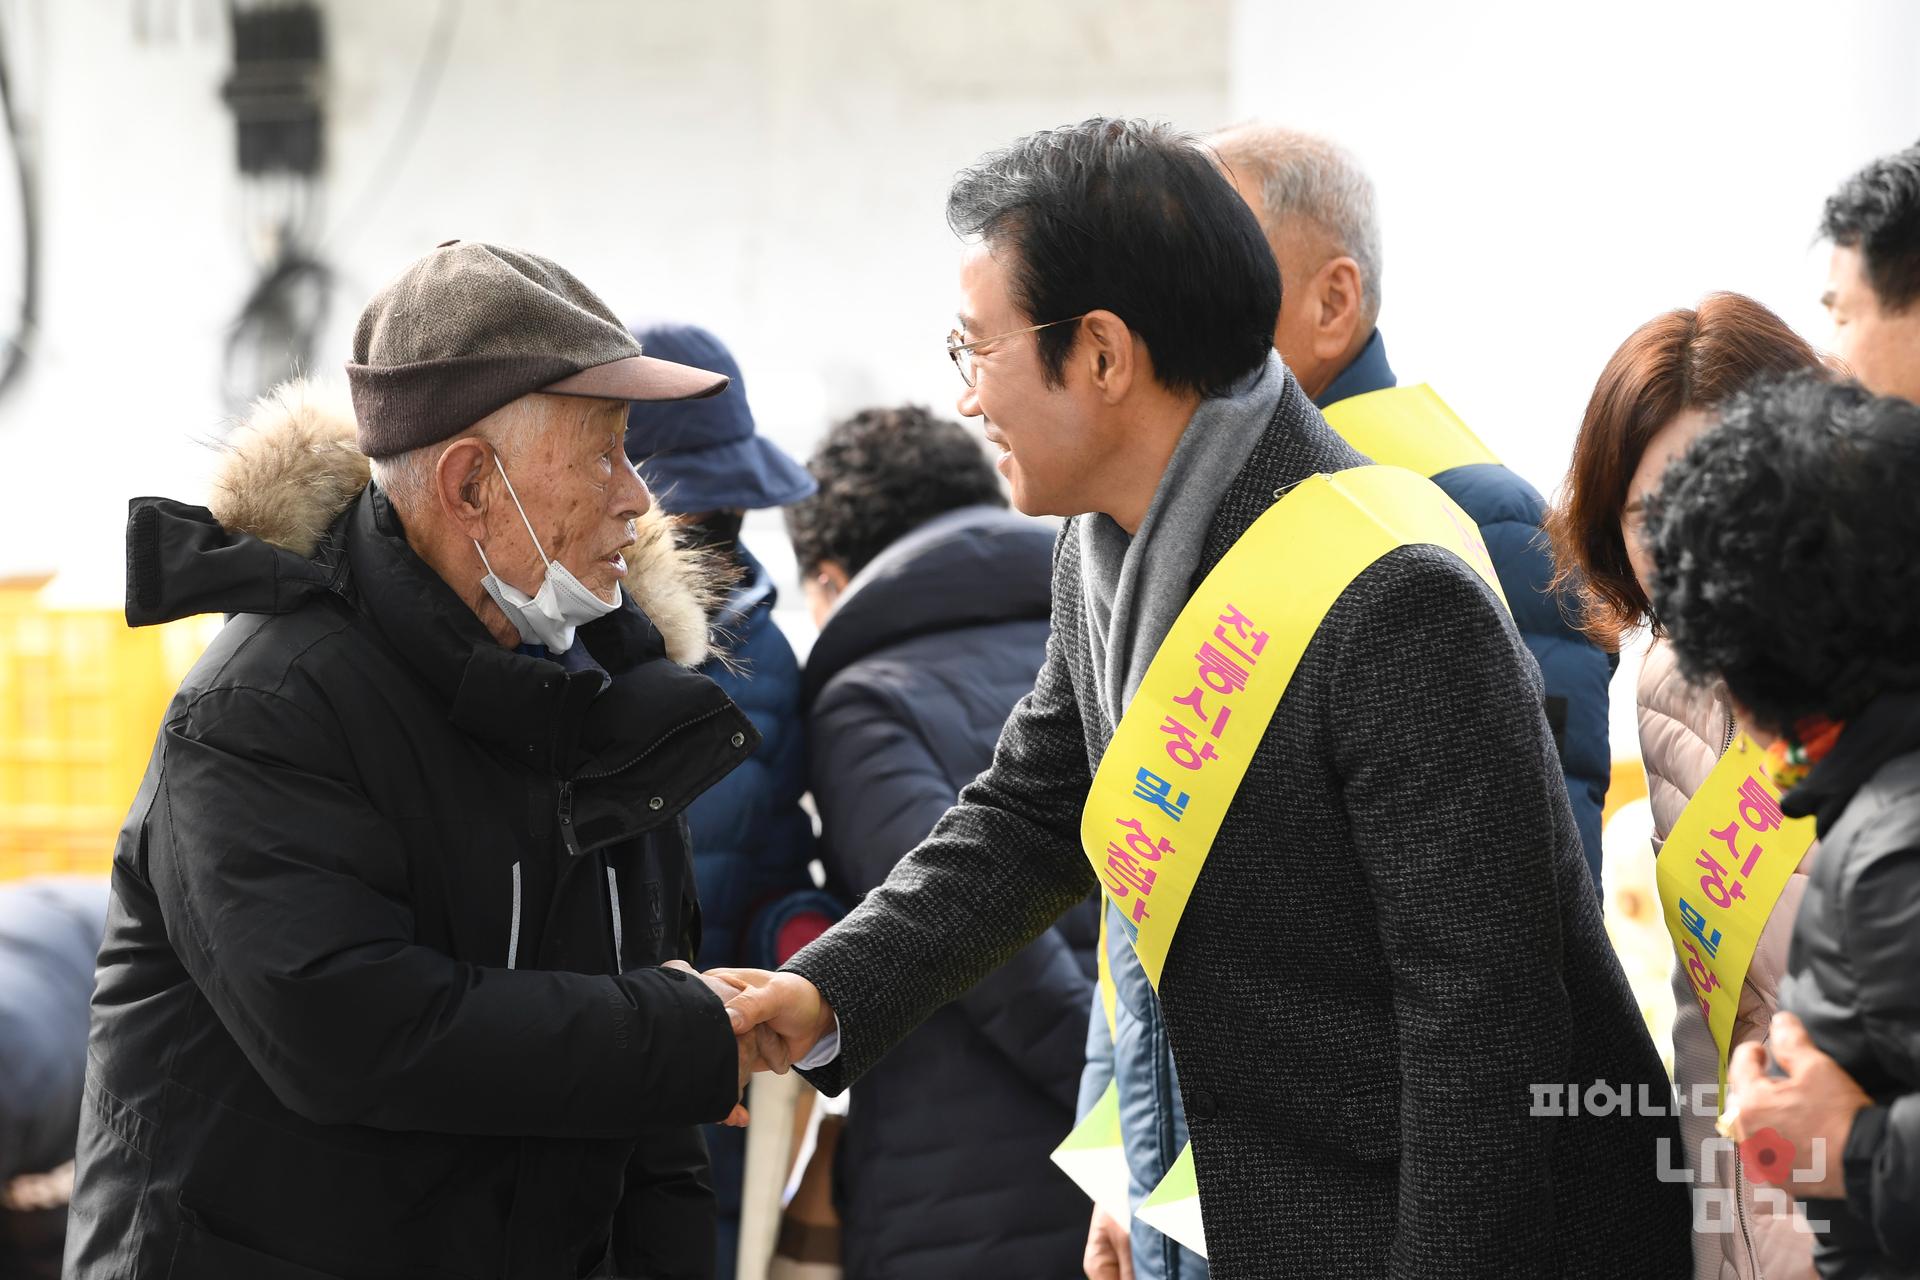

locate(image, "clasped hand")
(663, 962), (834, 1129)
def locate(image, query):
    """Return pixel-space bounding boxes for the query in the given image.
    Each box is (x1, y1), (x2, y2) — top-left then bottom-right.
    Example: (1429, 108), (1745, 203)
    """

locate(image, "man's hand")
(663, 961), (750, 1127)
(1084, 1204), (1134, 1280)
(1725, 1011), (1872, 1198)
(705, 968), (836, 1074)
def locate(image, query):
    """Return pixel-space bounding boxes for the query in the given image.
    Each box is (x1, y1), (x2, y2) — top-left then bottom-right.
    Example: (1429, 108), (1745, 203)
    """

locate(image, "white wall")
(0, 0), (1230, 602)
(7, 2), (1914, 753)
(1230, 0), (1920, 491)
(1228, 0), (1920, 756)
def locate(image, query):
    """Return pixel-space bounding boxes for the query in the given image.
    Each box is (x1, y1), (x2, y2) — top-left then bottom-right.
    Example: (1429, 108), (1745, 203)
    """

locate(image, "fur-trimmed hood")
(205, 379), (723, 666)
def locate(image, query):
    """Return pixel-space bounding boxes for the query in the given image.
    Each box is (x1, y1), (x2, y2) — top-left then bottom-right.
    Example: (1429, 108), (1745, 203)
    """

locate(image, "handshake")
(662, 962), (838, 1127)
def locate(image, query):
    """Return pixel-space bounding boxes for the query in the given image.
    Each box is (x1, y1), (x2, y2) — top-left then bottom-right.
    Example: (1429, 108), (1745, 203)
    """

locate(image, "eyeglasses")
(945, 315), (1088, 387)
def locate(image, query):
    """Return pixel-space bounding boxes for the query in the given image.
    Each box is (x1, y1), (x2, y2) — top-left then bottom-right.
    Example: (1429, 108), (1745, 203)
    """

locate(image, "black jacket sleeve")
(810, 678), (1092, 1109)
(786, 593), (1098, 1097)
(147, 684), (740, 1135)
(610, 1124), (716, 1280)
(1839, 847), (1920, 1264)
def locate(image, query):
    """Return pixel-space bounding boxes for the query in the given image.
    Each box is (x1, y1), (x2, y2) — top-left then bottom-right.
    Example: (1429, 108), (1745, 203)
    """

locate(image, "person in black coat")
(64, 245), (759, 1279)
(1646, 373), (1920, 1280)
(787, 406), (1098, 1280)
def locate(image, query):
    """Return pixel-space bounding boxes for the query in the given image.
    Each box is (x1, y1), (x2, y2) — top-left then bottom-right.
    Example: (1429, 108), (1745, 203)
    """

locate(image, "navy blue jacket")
(0, 877), (109, 1180)
(0, 877), (108, 1279)
(1084, 334), (1616, 1279)
(805, 506), (1098, 1280)
(682, 547), (815, 971)
(1318, 331), (1613, 869)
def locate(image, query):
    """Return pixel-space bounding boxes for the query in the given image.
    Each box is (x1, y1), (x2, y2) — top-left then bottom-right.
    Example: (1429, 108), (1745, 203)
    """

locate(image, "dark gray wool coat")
(788, 368), (1691, 1279)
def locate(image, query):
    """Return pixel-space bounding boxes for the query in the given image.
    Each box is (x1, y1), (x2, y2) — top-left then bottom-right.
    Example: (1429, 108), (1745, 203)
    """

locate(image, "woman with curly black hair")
(1645, 371), (1920, 1280)
(1547, 293), (1826, 1280)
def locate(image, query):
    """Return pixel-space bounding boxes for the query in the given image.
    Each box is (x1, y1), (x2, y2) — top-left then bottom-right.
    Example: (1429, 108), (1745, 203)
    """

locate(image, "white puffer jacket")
(1637, 640), (1817, 1280)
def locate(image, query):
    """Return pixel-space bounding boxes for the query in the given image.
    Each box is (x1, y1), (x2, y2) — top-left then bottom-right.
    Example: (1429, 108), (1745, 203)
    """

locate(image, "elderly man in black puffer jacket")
(65, 243), (764, 1280)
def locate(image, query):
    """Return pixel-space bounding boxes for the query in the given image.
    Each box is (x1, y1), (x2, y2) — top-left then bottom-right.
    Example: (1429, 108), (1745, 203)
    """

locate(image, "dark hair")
(946, 117), (1281, 398)
(1645, 372), (1920, 730)
(1822, 139), (1920, 313)
(1543, 293), (1824, 650)
(785, 405), (1006, 579)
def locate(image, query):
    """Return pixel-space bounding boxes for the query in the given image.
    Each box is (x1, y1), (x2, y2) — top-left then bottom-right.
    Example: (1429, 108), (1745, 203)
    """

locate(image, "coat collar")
(804, 505), (1054, 707)
(1193, 364), (1371, 593)
(715, 545), (777, 627)
(1784, 691), (1920, 836)
(1313, 328), (1396, 410)
(346, 483), (751, 782)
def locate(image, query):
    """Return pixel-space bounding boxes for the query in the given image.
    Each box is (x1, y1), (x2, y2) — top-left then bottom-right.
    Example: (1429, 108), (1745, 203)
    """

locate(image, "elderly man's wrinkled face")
(477, 393), (651, 605)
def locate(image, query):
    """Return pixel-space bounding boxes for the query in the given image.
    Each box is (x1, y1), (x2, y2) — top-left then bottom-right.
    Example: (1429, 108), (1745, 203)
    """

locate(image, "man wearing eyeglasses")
(717, 117), (1689, 1279)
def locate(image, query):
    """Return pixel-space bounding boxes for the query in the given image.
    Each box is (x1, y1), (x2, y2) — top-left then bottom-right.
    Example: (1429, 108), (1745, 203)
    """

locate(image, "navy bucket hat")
(623, 324), (816, 513)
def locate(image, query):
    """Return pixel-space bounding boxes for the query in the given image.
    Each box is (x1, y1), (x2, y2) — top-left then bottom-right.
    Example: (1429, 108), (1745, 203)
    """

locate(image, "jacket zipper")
(1715, 706), (1762, 1275)
(1733, 1153), (1761, 1278)
(555, 780), (584, 858)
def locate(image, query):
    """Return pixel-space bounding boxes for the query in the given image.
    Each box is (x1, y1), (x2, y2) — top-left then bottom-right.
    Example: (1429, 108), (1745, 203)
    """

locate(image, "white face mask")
(473, 453), (621, 652)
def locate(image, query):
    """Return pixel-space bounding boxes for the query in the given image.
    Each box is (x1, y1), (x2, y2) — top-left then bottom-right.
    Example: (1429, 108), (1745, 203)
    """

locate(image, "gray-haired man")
(1208, 121), (1612, 869)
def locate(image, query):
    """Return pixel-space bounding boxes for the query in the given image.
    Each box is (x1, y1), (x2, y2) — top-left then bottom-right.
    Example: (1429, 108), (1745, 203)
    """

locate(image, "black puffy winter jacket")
(63, 389), (755, 1280)
(1780, 690), (1920, 1279)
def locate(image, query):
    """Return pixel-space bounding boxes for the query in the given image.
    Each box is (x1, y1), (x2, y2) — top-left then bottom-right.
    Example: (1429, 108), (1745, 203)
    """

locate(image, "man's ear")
(1311, 255), (1367, 363)
(435, 438), (494, 542)
(1079, 310), (1137, 403)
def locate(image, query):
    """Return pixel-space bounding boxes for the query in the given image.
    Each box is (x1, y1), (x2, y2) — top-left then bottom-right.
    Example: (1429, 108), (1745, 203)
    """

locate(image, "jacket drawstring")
(507, 862), (523, 970)
(606, 866), (625, 971)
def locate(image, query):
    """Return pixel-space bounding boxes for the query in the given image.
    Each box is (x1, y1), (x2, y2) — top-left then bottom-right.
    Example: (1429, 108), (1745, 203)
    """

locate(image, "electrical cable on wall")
(0, 6), (40, 403)
(219, 0), (460, 412)
(220, 0), (328, 411)
(322, 0), (459, 254)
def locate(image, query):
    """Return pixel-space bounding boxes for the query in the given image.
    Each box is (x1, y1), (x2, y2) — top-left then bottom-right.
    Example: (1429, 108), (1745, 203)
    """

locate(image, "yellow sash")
(1079, 464), (1507, 989)
(1086, 382), (1499, 996)
(1319, 383), (1501, 478)
(1655, 734), (1816, 1104)
(1062, 401), (1513, 1246)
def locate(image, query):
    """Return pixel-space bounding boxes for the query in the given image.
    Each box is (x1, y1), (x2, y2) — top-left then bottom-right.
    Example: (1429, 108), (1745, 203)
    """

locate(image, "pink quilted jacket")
(1637, 640), (1816, 1280)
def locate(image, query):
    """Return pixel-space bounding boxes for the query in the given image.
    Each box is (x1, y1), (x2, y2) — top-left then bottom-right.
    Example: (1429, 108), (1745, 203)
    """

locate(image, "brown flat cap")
(345, 240), (729, 458)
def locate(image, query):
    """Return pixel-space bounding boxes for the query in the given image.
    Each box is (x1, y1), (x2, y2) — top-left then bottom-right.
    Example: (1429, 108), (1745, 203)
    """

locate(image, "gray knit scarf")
(1080, 351), (1287, 729)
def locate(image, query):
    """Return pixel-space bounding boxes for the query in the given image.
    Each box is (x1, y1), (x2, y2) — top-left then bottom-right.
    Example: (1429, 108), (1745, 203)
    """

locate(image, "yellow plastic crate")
(0, 584), (223, 879)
